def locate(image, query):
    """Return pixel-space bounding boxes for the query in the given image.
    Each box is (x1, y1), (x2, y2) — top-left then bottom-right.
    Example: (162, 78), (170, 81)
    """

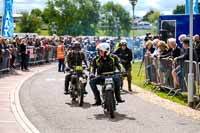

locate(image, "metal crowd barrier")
(144, 55), (200, 97)
(0, 45), (57, 74)
(27, 45), (57, 65)
(144, 55), (159, 84)
(0, 49), (10, 72)
(159, 58), (174, 89)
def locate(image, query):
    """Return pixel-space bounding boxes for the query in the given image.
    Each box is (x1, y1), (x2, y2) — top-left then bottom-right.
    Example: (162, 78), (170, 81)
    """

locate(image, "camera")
(144, 32), (151, 42)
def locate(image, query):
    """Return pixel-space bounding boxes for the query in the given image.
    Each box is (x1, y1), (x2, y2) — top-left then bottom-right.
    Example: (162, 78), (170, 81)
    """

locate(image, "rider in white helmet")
(89, 43), (125, 106)
(114, 39), (133, 91)
(96, 42), (111, 55)
(120, 39), (127, 45)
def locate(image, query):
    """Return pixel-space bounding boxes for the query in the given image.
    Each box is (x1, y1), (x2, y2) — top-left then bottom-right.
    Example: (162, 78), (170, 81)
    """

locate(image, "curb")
(10, 65), (55, 133)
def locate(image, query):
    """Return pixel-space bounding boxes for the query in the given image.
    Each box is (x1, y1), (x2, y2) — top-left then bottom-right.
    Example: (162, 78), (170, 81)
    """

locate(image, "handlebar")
(92, 71), (127, 79)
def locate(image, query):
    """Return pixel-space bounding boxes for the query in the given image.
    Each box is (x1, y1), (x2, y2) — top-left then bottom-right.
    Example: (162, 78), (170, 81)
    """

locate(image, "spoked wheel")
(106, 90), (115, 118)
(78, 88), (84, 106)
(72, 97), (76, 103)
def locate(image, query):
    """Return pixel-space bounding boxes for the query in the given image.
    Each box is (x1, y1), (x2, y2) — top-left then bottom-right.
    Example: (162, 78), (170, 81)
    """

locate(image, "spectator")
(144, 40), (155, 82)
(157, 41), (169, 84)
(8, 40), (17, 69)
(145, 40), (155, 55)
(167, 38), (181, 58)
(178, 34), (187, 48)
(172, 38), (198, 89)
(19, 39), (28, 71)
(151, 39), (160, 57)
(35, 38), (41, 47)
(0, 37), (3, 63)
(193, 34), (200, 62)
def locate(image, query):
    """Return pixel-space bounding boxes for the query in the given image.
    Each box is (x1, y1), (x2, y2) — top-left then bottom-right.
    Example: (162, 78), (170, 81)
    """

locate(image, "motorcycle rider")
(114, 39), (133, 92)
(89, 43), (125, 106)
(64, 41), (88, 95)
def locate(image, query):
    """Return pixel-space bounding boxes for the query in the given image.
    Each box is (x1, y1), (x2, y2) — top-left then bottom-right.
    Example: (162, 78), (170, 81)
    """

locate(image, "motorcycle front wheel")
(78, 84), (84, 106)
(106, 90), (115, 118)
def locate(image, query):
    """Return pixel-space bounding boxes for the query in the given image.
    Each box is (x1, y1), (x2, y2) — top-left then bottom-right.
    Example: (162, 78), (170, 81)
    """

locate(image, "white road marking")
(0, 121), (16, 123)
(45, 78), (64, 81)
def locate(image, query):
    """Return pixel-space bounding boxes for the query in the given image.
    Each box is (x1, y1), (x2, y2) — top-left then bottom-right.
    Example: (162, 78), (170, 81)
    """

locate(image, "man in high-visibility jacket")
(57, 40), (65, 72)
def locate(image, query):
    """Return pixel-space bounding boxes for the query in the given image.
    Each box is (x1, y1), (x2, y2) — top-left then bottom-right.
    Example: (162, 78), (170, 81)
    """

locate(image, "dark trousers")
(21, 54), (28, 70)
(10, 55), (16, 68)
(65, 74), (71, 91)
(89, 75), (122, 102)
(126, 67), (132, 89)
(58, 59), (65, 72)
(121, 67), (132, 89)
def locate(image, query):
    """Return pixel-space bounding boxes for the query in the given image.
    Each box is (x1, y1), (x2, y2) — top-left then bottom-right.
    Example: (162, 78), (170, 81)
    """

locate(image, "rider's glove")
(121, 67), (126, 73)
(121, 59), (127, 63)
(65, 67), (70, 72)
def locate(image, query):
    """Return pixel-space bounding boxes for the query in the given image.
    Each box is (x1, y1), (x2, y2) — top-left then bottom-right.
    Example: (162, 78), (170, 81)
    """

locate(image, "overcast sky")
(0, 0), (186, 17)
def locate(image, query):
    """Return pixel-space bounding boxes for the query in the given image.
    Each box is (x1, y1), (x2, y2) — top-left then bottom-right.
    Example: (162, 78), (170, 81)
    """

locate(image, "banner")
(1, 0), (14, 38)
(186, 0), (199, 14)
(194, 0), (199, 14)
(186, 0), (190, 14)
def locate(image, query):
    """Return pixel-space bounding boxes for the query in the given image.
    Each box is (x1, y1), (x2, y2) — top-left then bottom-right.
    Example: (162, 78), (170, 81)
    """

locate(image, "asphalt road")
(20, 66), (200, 133)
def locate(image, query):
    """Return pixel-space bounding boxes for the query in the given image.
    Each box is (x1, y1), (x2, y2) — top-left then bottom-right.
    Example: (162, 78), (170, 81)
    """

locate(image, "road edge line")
(10, 65), (55, 133)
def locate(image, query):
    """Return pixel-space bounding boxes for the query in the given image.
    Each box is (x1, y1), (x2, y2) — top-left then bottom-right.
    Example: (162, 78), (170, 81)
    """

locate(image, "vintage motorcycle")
(65, 66), (87, 106)
(98, 72), (124, 118)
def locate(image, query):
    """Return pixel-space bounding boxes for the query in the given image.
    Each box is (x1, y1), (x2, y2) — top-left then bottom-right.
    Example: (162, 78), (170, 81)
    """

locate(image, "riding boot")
(115, 88), (125, 103)
(64, 75), (70, 94)
(92, 90), (101, 106)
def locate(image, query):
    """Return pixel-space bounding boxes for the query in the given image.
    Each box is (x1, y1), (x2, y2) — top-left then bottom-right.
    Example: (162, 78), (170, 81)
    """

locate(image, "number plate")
(105, 78), (113, 84)
(75, 66), (83, 71)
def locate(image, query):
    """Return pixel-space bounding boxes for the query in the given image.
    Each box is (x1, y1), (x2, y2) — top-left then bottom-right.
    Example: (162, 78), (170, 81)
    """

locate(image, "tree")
(100, 2), (131, 37)
(19, 12), (42, 33)
(148, 11), (160, 23)
(173, 3), (200, 14)
(41, 0), (59, 31)
(143, 10), (154, 21)
(41, 0), (100, 36)
(75, 0), (101, 35)
(31, 8), (42, 17)
(173, 5), (185, 14)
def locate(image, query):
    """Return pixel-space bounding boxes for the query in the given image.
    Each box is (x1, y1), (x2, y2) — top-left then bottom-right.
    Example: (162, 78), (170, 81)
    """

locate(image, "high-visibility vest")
(57, 45), (65, 59)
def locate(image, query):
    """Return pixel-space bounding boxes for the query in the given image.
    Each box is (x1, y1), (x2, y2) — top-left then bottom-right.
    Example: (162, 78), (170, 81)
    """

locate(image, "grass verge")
(131, 61), (187, 106)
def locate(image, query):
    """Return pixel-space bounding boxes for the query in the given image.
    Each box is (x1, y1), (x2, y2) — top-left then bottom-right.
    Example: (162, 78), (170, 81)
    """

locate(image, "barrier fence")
(0, 49), (10, 72)
(0, 45), (57, 73)
(144, 55), (200, 98)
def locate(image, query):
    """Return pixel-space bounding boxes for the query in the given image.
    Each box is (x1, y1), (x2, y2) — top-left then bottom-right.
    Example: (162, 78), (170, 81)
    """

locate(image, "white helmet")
(120, 39), (127, 45)
(97, 43), (110, 55)
(106, 39), (111, 44)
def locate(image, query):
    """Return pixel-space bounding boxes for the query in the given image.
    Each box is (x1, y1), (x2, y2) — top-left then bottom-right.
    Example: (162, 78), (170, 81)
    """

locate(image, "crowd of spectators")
(144, 33), (200, 91)
(0, 35), (116, 73)
(0, 35), (61, 72)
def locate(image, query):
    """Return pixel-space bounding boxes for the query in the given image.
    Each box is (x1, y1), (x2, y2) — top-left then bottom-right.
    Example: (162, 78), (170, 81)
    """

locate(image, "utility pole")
(188, 0), (194, 107)
(129, 0), (137, 62)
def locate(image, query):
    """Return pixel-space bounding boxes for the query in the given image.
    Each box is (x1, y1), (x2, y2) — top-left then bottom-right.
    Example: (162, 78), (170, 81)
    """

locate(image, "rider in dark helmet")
(64, 41), (88, 95)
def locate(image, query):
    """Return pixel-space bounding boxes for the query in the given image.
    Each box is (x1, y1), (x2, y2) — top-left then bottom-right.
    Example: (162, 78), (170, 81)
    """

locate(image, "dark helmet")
(73, 41), (81, 50)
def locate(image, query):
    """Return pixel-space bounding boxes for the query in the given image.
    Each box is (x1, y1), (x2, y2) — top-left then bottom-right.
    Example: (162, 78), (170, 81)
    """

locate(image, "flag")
(185, 0), (199, 14)
(194, 0), (199, 14)
(1, 0), (14, 38)
(186, 0), (190, 14)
